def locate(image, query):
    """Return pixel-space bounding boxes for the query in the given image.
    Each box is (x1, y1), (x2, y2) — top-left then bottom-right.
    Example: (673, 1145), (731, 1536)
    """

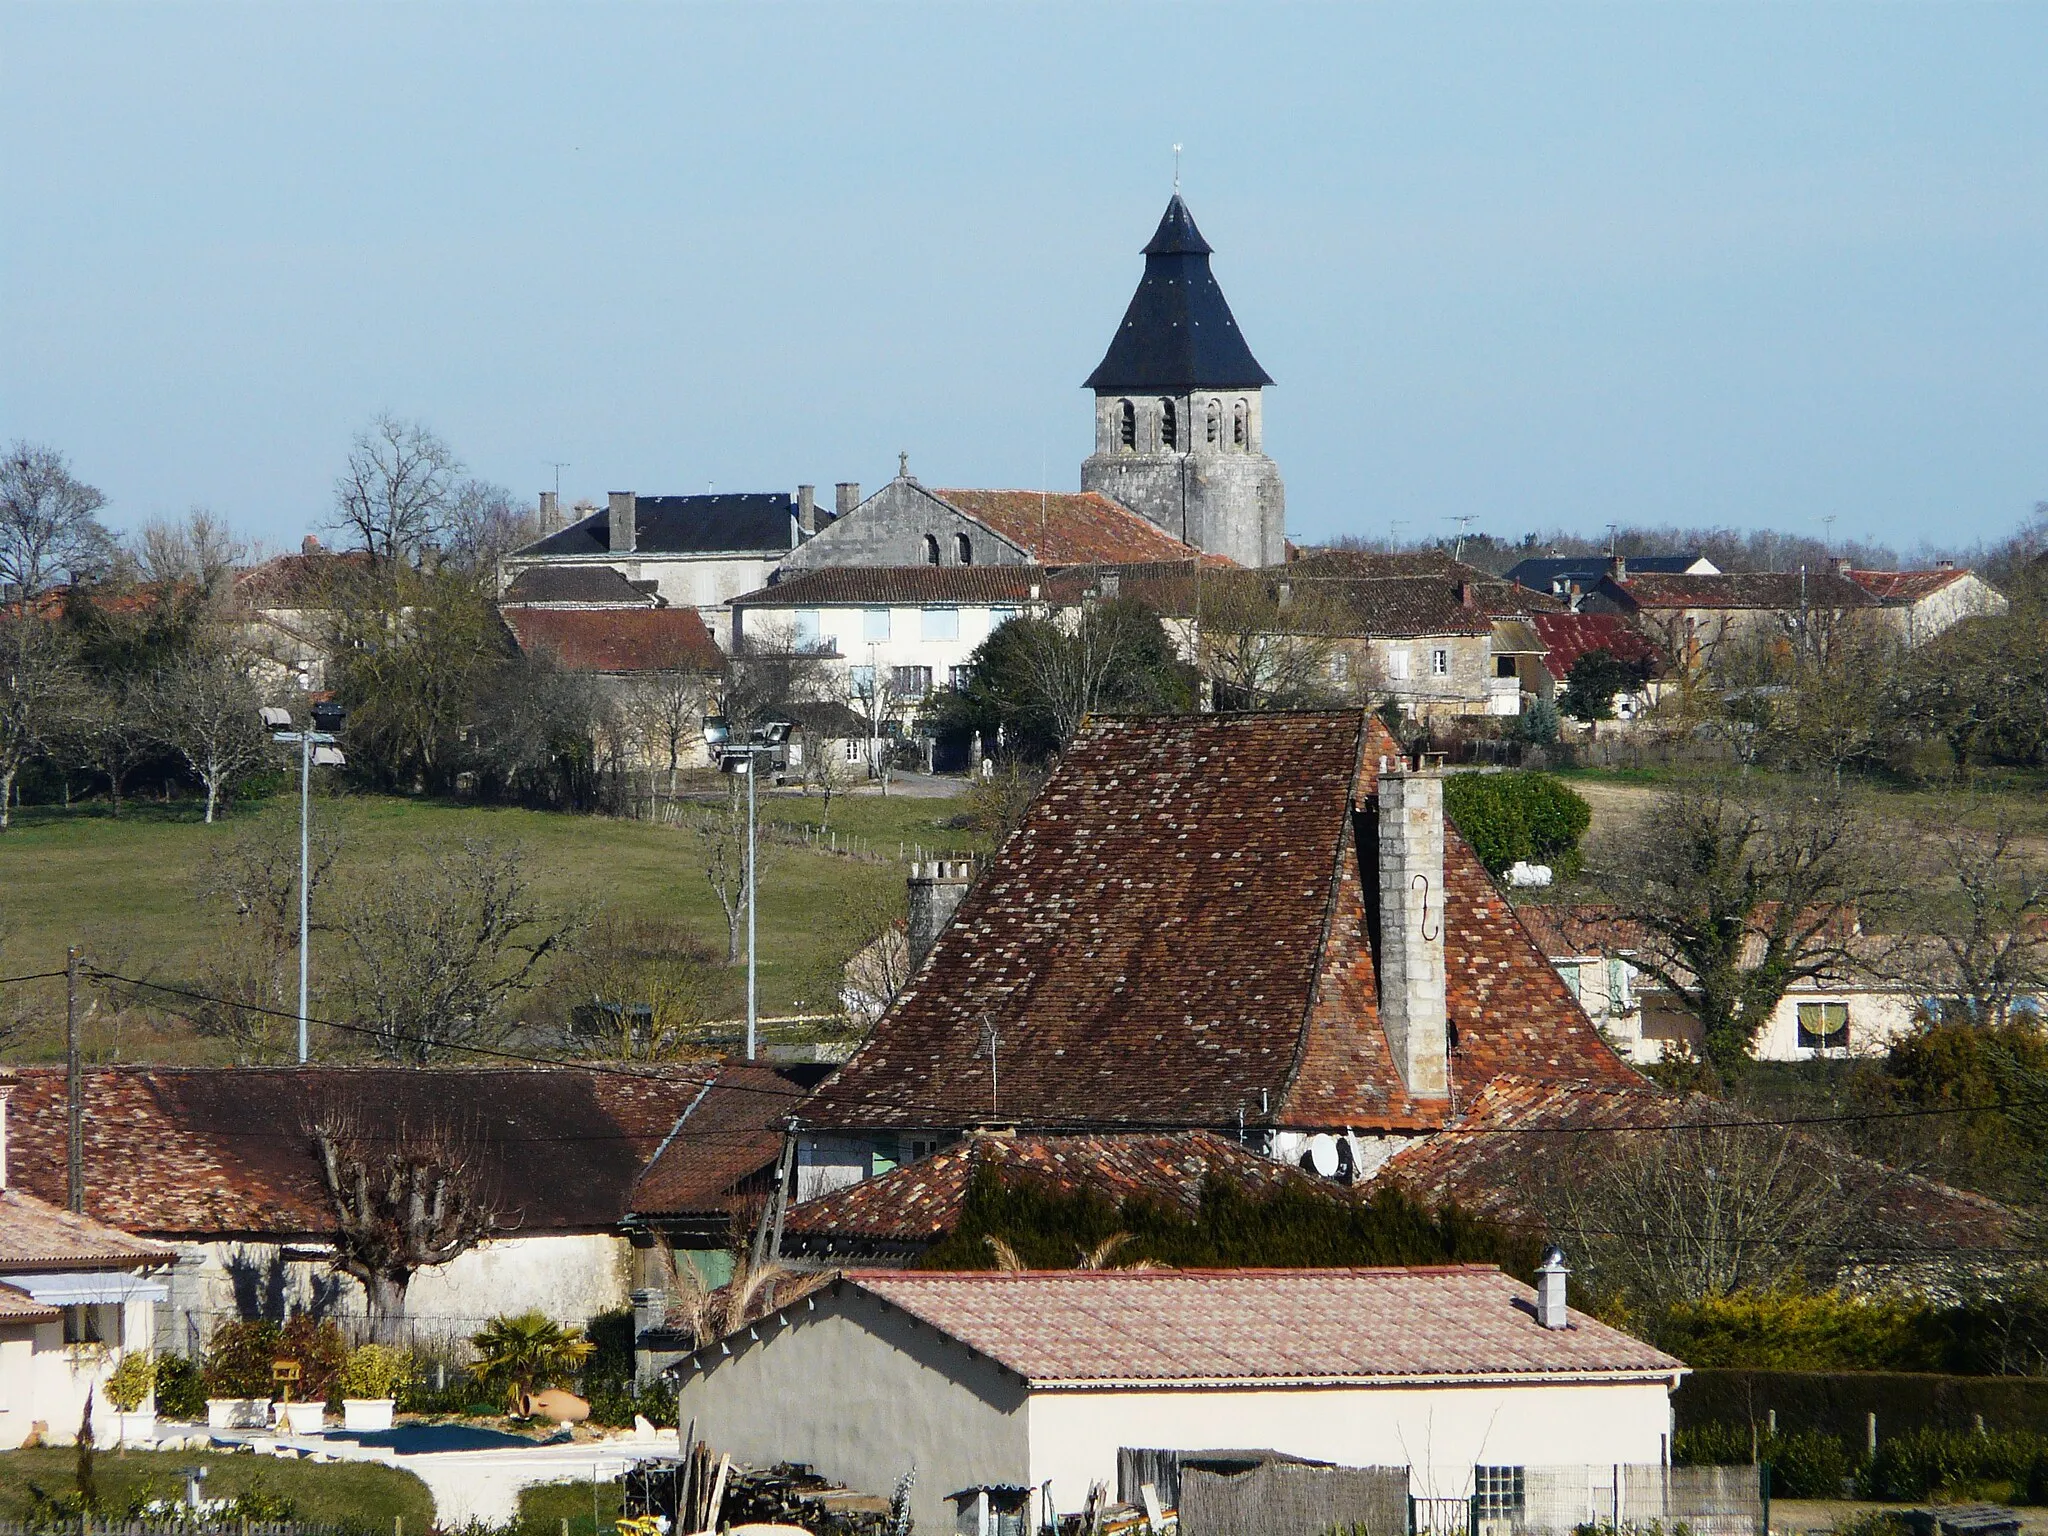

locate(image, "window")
(1496, 655), (1518, 679)
(922, 534), (940, 567)
(1159, 397), (1178, 450)
(1387, 648), (1411, 681)
(791, 609), (821, 648)
(849, 663), (876, 695)
(1797, 1001), (1850, 1050)
(922, 606), (959, 641)
(949, 665), (973, 692)
(844, 738), (863, 763)
(62, 1304), (105, 1347)
(1206, 400), (1221, 444)
(989, 606), (1019, 629)
(1329, 651), (1350, 682)
(1233, 398), (1248, 447)
(1608, 957), (1635, 1014)
(863, 607), (891, 642)
(955, 533), (972, 565)
(1475, 1468), (1525, 1521)
(1118, 399), (1136, 449)
(1430, 648), (1450, 677)
(1558, 964), (1583, 1001)
(892, 665), (933, 697)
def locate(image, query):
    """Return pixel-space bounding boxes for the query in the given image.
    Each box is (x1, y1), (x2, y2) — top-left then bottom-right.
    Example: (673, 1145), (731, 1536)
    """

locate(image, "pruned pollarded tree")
(310, 1111), (500, 1343)
(1584, 779), (1889, 1078)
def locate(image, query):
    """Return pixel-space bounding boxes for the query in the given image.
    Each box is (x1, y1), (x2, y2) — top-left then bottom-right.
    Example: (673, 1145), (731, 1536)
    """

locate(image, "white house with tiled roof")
(0, 1072), (173, 1448)
(671, 1266), (1686, 1536)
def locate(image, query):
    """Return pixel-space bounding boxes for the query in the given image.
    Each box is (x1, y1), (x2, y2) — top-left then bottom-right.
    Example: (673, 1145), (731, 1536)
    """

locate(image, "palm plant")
(470, 1312), (595, 1404)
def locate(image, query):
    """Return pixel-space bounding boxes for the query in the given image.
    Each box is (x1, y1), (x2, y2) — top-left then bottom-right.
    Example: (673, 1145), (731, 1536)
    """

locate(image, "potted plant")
(104, 1351), (157, 1444)
(471, 1312), (595, 1419)
(272, 1315), (347, 1434)
(203, 1319), (282, 1429)
(339, 1343), (407, 1432)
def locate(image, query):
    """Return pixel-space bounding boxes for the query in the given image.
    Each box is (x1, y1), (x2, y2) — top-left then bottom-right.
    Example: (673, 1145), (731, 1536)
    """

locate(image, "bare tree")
(0, 613), (80, 829)
(150, 648), (273, 822)
(1882, 810), (2048, 1026)
(552, 912), (719, 1060)
(848, 664), (903, 794)
(332, 838), (572, 1060)
(620, 656), (715, 801)
(54, 676), (156, 819)
(1194, 574), (1346, 710)
(799, 725), (858, 834)
(0, 442), (113, 597)
(1585, 780), (1888, 1077)
(697, 784), (748, 965)
(132, 509), (247, 599)
(441, 480), (541, 579)
(310, 1112), (500, 1342)
(331, 415), (465, 566)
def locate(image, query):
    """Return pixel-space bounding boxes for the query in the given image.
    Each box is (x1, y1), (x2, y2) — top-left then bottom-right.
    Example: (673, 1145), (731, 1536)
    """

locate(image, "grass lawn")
(517, 1478), (625, 1536)
(0, 782), (977, 1064)
(0, 1446), (433, 1530)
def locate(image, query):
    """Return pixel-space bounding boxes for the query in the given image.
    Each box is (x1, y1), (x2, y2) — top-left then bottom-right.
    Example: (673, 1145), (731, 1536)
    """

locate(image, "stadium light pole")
(261, 697), (345, 1063)
(703, 715), (791, 1060)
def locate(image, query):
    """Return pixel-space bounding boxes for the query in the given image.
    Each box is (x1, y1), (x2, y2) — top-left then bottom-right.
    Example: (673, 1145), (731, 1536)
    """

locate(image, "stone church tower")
(1081, 195), (1285, 568)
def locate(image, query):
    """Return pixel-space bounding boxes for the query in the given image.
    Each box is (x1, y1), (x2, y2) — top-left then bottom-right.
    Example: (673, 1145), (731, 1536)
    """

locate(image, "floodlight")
(312, 746), (346, 767)
(310, 700), (346, 732)
(259, 707), (293, 730)
(702, 714), (731, 746)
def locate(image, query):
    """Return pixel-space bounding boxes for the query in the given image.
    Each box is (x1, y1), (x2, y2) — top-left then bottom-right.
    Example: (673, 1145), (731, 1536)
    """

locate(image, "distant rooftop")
(513, 494), (796, 559)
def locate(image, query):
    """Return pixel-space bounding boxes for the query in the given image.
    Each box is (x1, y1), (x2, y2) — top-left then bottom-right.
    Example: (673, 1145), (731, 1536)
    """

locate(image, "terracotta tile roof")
(1850, 569), (1971, 603)
(1527, 613), (1662, 682)
(804, 712), (1638, 1136)
(502, 606), (722, 673)
(736, 565), (1089, 609)
(628, 1063), (822, 1221)
(808, 1267), (1685, 1383)
(1285, 549), (1477, 580)
(5, 1067), (690, 1238)
(1379, 1076), (2016, 1254)
(501, 566), (661, 606)
(0, 1188), (171, 1274)
(0, 1280), (59, 1322)
(234, 549), (375, 608)
(782, 1131), (1320, 1253)
(932, 490), (1217, 567)
(1615, 572), (1879, 611)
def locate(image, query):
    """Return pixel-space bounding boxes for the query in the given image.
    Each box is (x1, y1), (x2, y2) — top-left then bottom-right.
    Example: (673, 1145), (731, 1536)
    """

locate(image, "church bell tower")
(1081, 194), (1285, 568)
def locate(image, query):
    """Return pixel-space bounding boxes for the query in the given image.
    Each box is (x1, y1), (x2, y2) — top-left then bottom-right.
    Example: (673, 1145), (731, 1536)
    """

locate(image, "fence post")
(1865, 1412), (1878, 1460)
(1759, 1460), (1770, 1536)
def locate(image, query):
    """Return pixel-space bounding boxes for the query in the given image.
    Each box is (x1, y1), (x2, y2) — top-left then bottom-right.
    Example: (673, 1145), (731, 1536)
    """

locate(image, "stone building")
(1081, 195), (1285, 569)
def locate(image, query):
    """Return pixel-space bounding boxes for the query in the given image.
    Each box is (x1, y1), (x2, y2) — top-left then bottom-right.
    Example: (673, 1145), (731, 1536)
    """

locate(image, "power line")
(0, 969), (70, 986)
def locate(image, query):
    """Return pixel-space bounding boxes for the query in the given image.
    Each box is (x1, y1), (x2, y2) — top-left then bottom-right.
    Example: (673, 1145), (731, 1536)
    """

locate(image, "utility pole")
(66, 946), (83, 1213)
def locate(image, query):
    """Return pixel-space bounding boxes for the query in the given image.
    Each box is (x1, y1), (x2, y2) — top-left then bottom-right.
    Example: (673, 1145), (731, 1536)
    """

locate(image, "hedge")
(1441, 771), (1591, 876)
(1676, 1369), (2048, 1440)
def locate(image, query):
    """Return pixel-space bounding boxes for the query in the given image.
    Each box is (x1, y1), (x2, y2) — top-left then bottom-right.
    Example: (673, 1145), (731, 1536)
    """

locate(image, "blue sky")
(6, 3), (2046, 555)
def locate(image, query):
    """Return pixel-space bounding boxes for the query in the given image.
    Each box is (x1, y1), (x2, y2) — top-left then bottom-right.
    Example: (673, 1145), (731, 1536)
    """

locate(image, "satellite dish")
(1306, 1134), (1340, 1178)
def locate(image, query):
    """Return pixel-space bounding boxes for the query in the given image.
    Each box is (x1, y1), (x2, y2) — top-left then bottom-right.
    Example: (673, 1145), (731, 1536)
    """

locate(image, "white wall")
(0, 1296), (155, 1449)
(1026, 1378), (1677, 1516)
(675, 1290), (1029, 1536)
(741, 602), (1031, 717)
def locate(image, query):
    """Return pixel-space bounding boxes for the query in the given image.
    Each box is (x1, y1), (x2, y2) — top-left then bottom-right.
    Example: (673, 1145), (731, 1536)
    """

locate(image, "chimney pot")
(1376, 770), (1450, 1098)
(1936, 558), (1955, 571)
(301, 535), (321, 556)
(1607, 553), (1628, 584)
(1831, 556), (1853, 576)
(835, 482), (860, 519)
(797, 485), (818, 537)
(608, 492), (638, 556)
(1535, 1246), (1570, 1328)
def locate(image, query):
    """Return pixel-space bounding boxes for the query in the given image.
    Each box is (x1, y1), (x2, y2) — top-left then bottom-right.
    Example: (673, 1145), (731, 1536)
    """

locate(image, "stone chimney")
(0, 1069), (12, 1189)
(835, 482), (861, 520)
(797, 485), (818, 537)
(1606, 553), (1628, 584)
(539, 490), (559, 530)
(907, 860), (975, 969)
(1831, 555), (1853, 576)
(608, 492), (637, 555)
(301, 534), (321, 556)
(1936, 558), (1956, 572)
(1535, 1246), (1571, 1328)
(1376, 770), (1449, 1098)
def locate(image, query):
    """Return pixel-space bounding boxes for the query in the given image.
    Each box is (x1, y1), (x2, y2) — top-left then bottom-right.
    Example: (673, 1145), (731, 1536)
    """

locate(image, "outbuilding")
(671, 1266), (1686, 1536)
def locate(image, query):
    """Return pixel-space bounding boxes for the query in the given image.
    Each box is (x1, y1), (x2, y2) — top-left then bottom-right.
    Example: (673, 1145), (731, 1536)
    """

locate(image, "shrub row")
(1676, 1423), (2048, 1502)
(1441, 771), (1590, 877)
(1675, 1369), (2048, 1441)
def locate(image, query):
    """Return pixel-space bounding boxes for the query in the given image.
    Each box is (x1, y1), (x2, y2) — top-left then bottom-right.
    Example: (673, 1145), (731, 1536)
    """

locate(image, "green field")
(0, 1446), (434, 1530)
(0, 782), (976, 1064)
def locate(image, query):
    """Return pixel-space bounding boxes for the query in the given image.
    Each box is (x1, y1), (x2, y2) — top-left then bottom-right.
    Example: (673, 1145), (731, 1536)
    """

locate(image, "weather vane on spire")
(1173, 143), (1182, 193)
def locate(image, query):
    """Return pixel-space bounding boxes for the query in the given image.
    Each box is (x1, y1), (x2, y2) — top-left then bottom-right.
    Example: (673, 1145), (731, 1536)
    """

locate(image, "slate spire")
(1084, 194), (1272, 393)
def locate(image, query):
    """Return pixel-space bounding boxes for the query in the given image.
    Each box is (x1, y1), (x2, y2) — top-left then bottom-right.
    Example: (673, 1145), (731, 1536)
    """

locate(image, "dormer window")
(1160, 398), (1178, 451)
(955, 533), (973, 565)
(1233, 399), (1248, 448)
(923, 534), (940, 566)
(1117, 399), (1136, 450)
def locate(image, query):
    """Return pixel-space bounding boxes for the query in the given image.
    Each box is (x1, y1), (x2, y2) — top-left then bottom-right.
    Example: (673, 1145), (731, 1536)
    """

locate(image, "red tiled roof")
(0, 1280), (59, 1322)
(629, 1063), (822, 1220)
(809, 1267), (1685, 1383)
(932, 490), (1216, 567)
(502, 606), (722, 672)
(1615, 572), (1878, 611)
(234, 550), (375, 608)
(1379, 1076), (2015, 1254)
(1850, 569), (1970, 603)
(737, 566), (1091, 609)
(0, 1188), (171, 1274)
(5, 1067), (690, 1238)
(782, 1131), (1320, 1252)
(1527, 613), (1662, 682)
(804, 712), (1638, 1136)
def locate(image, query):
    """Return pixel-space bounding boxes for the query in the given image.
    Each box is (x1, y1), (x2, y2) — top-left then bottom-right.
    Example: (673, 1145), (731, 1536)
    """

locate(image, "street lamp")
(263, 698), (345, 1064)
(703, 715), (791, 1060)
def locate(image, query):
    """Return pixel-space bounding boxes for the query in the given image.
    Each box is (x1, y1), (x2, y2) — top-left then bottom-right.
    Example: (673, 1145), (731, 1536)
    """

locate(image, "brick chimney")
(907, 860), (974, 969)
(797, 485), (818, 537)
(835, 482), (861, 520)
(608, 492), (637, 555)
(1377, 770), (1449, 1098)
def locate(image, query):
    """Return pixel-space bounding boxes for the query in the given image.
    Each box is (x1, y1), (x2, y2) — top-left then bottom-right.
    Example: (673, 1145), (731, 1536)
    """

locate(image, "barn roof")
(502, 605), (722, 673)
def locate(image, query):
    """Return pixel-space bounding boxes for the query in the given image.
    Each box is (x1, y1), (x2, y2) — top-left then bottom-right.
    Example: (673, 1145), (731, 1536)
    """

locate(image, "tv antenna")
(1446, 515), (1476, 563)
(1173, 143), (1182, 193)
(1822, 514), (1838, 556)
(974, 1014), (1002, 1116)
(546, 461), (570, 499)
